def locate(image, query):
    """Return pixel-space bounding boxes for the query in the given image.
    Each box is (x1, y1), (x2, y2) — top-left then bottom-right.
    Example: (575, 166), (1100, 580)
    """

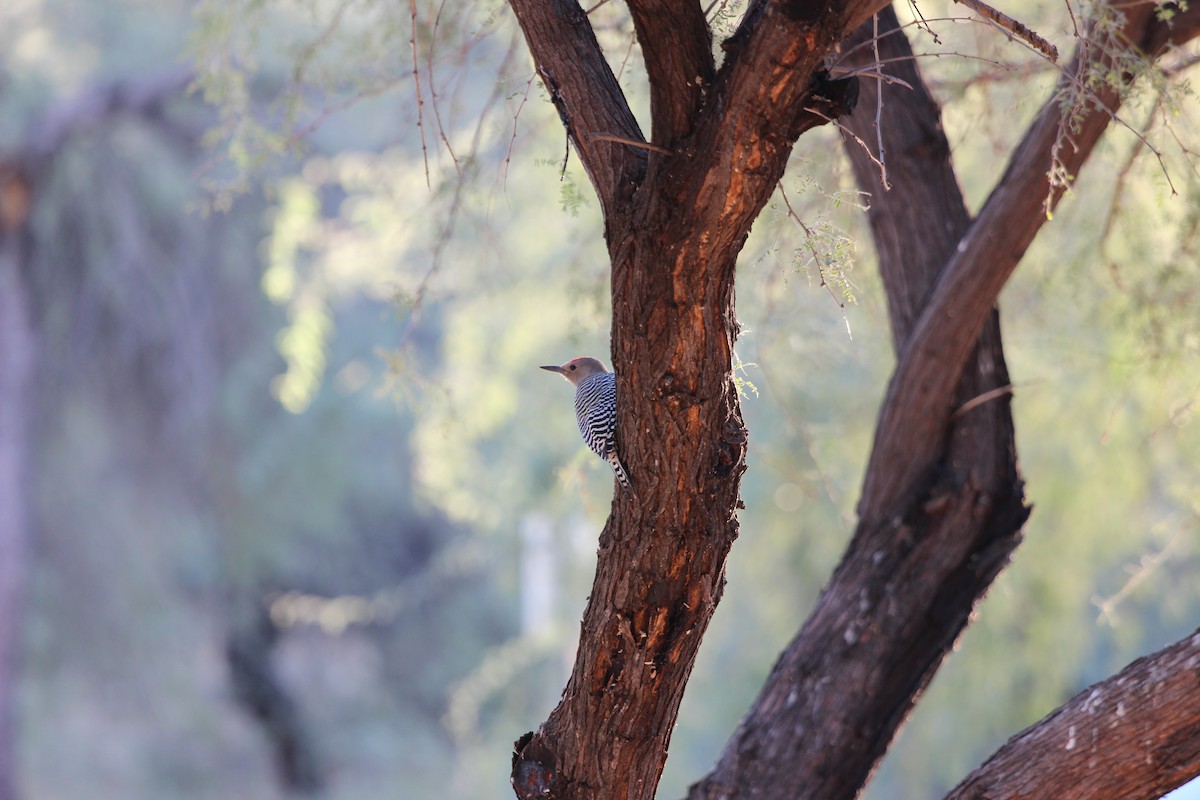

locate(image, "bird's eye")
(569, 365), (575, 370)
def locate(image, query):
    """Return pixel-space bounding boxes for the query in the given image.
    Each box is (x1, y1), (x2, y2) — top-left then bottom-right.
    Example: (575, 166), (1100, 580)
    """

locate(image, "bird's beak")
(540, 365), (566, 374)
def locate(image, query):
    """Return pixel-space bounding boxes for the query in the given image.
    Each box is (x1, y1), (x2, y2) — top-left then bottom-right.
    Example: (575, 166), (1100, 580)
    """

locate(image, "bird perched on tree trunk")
(540, 357), (632, 493)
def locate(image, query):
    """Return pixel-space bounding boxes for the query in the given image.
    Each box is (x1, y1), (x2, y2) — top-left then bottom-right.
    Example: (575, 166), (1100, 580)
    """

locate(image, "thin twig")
(954, 0), (1060, 61)
(409, 0), (430, 188)
(1093, 524), (1188, 625)
(951, 384), (1015, 420)
(288, 76), (406, 144)
(833, 51), (1017, 81)
(834, 117), (890, 185)
(827, 66), (915, 90)
(1045, 36), (1179, 218)
(1099, 100), (1158, 290)
(1065, 0), (1082, 42)
(588, 132), (673, 154)
(705, 0), (733, 21)
(907, 0), (944, 44)
(616, 27), (637, 82)
(427, 0), (461, 172)
(873, 13), (891, 191)
(777, 183), (854, 338)
(836, 13), (1025, 62)
(501, 70), (538, 191)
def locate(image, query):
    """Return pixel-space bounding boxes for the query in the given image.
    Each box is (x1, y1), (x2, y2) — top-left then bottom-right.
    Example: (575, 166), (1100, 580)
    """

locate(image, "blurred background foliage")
(1, 0), (1197, 798)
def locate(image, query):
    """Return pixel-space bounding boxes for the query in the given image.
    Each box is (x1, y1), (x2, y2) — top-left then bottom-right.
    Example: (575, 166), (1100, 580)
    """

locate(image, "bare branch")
(427, 0), (462, 171)
(872, 13), (891, 190)
(408, 0), (431, 188)
(588, 133), (673, 154)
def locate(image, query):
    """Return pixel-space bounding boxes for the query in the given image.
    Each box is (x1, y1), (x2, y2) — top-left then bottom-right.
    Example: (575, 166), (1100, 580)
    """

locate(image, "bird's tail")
(607, 451), (633, 494)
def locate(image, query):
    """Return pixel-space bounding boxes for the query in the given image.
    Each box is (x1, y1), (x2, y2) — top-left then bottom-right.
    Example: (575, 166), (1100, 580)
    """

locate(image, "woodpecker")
(540, 357), (632, 492)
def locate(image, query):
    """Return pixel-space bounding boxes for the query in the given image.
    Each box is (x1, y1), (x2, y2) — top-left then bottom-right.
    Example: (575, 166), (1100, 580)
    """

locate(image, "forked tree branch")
(645, 0), (871, 263)
(510, 1), (1200, 799)
(945, 629), (1200, 800)
(858, 0), (1200, 526)
(626, 0), (714, 147)
(509, 3), (867, 800)
(508, 0), (646, 221)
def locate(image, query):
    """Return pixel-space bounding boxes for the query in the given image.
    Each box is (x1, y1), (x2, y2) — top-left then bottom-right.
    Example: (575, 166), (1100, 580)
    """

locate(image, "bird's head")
(540, 356), (609, 386)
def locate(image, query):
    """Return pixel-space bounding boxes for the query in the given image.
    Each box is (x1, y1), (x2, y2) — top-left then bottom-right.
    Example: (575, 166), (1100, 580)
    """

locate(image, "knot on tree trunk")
(513, 731), (558, 799)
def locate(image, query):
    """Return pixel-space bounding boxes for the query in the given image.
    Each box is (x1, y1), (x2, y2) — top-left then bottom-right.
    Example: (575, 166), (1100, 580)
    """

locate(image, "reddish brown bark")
(510, 3), (868, 798)
(690, 3), (1200, 799)
(507, 1), (1200, 799)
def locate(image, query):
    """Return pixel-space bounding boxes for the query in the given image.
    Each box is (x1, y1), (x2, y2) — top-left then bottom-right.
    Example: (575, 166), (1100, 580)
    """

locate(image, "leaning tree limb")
(946, 629), (1200, 800)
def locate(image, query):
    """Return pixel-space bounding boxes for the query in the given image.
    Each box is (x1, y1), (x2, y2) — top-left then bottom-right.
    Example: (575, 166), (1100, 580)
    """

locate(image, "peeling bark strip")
(947, 630), (1200, 800)
(507, 0), (1200, 798)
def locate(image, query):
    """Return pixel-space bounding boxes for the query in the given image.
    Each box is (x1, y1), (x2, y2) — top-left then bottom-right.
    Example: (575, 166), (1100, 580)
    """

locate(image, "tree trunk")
(510, 3), (866, 798)
(0, 164), (36, 800)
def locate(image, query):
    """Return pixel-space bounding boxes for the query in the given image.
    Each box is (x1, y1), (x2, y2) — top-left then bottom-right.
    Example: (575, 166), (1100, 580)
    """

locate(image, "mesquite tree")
(505, 2), (1200, 800)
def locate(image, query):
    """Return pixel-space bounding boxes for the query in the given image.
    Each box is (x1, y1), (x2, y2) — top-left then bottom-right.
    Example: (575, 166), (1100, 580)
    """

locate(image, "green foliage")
(732, 353), (760, 399)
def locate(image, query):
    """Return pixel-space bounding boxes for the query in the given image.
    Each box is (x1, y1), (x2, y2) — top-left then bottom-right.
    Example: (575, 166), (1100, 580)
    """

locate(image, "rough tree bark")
(507, 1), (1200, 799)
(690, 4), (1200, 799)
